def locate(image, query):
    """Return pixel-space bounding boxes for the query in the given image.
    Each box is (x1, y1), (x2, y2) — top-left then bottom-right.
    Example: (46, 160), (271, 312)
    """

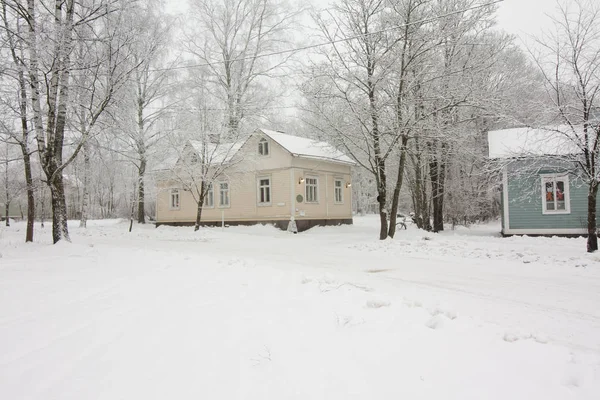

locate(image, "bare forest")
(0, 0), (598, 247)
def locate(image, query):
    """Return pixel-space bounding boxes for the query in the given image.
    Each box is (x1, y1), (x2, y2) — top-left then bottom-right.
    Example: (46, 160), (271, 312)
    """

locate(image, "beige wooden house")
(155, 129), (354, 231)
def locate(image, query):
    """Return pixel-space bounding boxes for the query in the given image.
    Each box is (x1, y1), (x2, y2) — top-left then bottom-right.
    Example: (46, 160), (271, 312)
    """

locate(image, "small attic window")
(190, 153), (199, 164)
(258, 138), (269, 156)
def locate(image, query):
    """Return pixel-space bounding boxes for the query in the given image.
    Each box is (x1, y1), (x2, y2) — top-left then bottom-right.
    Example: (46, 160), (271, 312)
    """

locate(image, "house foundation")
(155, 218), (353, 233)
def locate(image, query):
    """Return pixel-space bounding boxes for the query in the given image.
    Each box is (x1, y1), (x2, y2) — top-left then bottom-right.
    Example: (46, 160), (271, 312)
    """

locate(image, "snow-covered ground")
(1, 216), (599, 399)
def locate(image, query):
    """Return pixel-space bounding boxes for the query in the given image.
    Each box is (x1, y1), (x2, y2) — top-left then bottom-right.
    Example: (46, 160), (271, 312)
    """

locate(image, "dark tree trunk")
(49, 174), (70, 244)
(4, 201), (9, 227)
(409, 149), (431, 231)
(376, 158), (388, 240)
(22, 148), (35, 242)
(587, 182), (598, 252)
(137, 157), (146, 224)
(370, 96), (387, 239)
(429, 146), (446, 233)
(388, 135), (409, 238)
(378, 193), (388, 240)
(194, 181), (206, 231)
(2, 0), (35, 240)
(431, 164), (445, 232)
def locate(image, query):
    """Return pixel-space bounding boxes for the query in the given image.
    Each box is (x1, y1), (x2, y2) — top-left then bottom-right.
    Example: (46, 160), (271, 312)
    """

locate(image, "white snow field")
(1, 216), (599, 399)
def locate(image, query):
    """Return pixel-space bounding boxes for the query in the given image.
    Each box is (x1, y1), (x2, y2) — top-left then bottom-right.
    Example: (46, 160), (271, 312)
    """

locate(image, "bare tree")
(110, 2), (177, 225)
(420, 0), (499, 232)
(0, 1), (35, 241)
(302, 0), (490, 239)
(302, 0), (401, 240)
(10, 0), (135, 243)
(528, 0), (600, 252)
(162, 77), (245, 231)
(187, 0), (300, 137)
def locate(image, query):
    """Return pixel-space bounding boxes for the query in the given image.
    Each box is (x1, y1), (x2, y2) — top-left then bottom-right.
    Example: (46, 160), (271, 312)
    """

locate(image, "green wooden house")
(488, 126), (599, 236)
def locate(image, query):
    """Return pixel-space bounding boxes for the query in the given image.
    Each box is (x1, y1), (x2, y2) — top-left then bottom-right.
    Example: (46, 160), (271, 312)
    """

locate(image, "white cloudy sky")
(495, 0), (558, 37)
(165, 0), (559, 39)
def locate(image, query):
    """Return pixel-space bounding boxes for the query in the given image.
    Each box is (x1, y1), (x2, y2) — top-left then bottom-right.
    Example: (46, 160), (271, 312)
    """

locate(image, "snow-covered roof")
(487, 126), (582, 159)
(188, 140), (244, 164)
(259, 129), (355, 165)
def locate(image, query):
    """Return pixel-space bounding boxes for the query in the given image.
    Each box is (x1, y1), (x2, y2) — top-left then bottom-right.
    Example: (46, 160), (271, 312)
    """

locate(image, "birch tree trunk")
(79, 139), (90, 228)
(22, 0), (130, 243)
(388, 135), (409, 238)
(25, 0), (75, 243)
(49, 173), (70, 242)
(3, 160), (9, 227)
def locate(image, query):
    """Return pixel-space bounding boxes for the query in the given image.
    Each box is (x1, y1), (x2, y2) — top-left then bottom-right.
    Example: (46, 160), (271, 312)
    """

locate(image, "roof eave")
(292, 153), (356, 165)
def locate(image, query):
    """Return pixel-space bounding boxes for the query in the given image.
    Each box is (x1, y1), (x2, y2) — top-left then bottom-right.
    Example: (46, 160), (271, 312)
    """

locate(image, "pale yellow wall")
(156, 132), (353, 223)
(239, 133), (292, 172)
(290, 167), (352, 220)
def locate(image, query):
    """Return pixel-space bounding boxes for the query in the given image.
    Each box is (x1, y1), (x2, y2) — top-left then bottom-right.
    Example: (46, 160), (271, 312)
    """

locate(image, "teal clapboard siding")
(506, 160), (599, 230)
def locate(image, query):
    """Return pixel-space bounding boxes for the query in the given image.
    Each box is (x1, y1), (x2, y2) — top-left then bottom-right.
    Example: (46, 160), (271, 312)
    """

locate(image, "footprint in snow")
(403, 299), (423, 308)
(429, 307), (458, 320)
(425, 314), (449, 330)
(366, 299), (391, 309)
(502, 331), (548, 344)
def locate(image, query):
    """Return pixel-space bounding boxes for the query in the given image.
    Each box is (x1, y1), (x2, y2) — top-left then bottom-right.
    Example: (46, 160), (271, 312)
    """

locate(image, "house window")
(170, 189), (180, 210)
(334, 179), (343, 203)
(204, 183), (214, 207)
(305, 177), (318, 203)
(219, 182), (230, 207)
(190, 153), (199, 164)
(541, 174), (570, 214)
(258, 177), (271, 204)
(258, 138), (269, 156)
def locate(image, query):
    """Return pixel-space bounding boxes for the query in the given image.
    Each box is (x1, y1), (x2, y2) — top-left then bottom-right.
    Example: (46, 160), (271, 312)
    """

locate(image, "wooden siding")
(155, 131), (353, 225)
(505, 161), (600, 231)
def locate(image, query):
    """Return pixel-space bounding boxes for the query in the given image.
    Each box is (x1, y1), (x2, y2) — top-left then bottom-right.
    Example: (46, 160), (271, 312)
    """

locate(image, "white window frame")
(541, 173), (570, 215)
(305, 176), (319, 203)
(170, 189), (180, 210)
(219, 181), (230, 208)
(203, 183), (214, 208)
(258, 138), (269, 156)
(257, 176), (272, 206)
(334, 178), (343, 204)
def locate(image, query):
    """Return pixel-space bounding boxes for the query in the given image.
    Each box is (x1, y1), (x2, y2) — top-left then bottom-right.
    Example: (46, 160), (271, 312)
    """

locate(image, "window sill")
(218, 205), (231, 209)
(542, 210), (571, 215)
(257, 203), (272, 207)
(169, 208), (181, 211)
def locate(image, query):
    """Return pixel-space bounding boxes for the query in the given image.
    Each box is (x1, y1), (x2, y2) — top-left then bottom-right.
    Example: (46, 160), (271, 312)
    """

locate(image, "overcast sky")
(495, 0), (557, 38)
(165, 0), (559, 40)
